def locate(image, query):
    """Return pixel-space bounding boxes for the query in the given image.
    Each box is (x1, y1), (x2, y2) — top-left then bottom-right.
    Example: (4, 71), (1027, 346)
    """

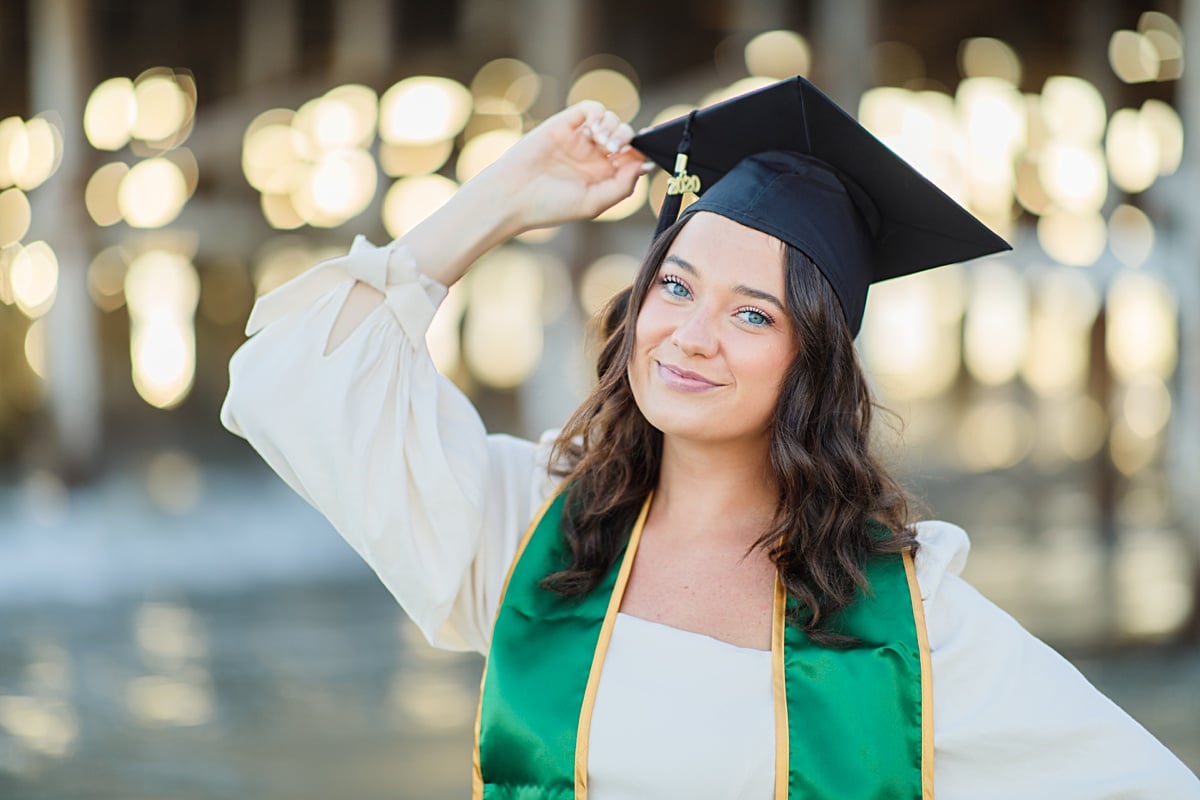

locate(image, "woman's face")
(628, 211), (798, 447)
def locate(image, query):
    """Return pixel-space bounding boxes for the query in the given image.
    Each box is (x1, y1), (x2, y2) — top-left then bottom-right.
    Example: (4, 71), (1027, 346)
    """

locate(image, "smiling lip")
(655, 361), (723, 392)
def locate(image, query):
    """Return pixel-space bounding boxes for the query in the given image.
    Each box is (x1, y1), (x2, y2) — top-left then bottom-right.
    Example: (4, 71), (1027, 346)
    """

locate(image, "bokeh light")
(85, 162), (128, 226)
(1108, 30), (1159, 84)
(958, 37), (1022, 85)
(11, 241), (58, 319)
(1108, 204), (1155, 268)
(456, 129), (520, 183)
(379, 77), (473, 145)
(1106, 108), (1160, 193)
(0, 188), (31, 245)
(84, 77), (137, 150)
(381, 175), (459, 239)
(118, 158), (188, 228)
(1106, 271), (1177, 382)
(744, 30), (811, 79)
(579, 254), (639, 316)
(1037, 210), (1107, 267)
(567, 68), (640, 122)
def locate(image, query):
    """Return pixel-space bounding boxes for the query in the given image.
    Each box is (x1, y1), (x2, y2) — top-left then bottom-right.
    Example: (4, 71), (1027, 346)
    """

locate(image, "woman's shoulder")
(909, 519), (971, 603)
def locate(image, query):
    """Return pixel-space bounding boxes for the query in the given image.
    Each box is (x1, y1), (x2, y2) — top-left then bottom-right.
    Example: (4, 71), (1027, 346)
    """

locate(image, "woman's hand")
(479, 101), (648, 233)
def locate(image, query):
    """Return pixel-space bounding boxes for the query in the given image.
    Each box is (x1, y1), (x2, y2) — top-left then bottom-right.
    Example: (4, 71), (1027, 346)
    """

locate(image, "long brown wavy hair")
(545, 215), (916, 646)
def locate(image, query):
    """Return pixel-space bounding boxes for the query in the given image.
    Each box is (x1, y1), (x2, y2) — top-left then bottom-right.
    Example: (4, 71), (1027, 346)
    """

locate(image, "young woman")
(221, 78), (1200, 798)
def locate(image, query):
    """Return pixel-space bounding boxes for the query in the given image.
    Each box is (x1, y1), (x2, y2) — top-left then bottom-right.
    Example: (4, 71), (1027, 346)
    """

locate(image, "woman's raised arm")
(220, 102), (642, 653)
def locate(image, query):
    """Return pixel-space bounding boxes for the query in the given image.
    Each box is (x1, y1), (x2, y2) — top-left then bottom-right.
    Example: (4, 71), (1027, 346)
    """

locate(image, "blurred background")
(0, 0), (1197, 797)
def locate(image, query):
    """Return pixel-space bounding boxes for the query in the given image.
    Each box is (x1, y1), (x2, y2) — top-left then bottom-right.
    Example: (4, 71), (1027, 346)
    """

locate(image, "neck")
(650, 434), (779, 547)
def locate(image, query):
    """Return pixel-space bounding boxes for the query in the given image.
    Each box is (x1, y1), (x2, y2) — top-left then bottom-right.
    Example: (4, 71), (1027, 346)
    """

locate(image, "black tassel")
(652, 110), (699, 240)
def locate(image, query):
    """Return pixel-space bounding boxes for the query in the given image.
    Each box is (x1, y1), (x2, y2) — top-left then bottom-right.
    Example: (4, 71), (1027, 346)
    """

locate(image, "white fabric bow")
(244, 235), (442, 338)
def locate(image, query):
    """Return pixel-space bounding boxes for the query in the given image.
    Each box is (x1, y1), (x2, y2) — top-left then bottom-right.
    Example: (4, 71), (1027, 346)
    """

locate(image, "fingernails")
(639, 161), (657, 174)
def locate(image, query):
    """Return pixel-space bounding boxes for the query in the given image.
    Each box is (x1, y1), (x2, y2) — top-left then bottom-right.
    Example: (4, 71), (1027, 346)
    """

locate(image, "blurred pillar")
(332, 0), (393, 80)
(240, 0), (299, 87)
(29, 0), (103, 482)
(1171, 2), (1200, 591)
(513, 0), (591, 436)
(811, 0), (875, 109)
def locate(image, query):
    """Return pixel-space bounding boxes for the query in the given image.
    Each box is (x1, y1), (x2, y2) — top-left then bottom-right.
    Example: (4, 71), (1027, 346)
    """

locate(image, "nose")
(670, 305), (719, 357)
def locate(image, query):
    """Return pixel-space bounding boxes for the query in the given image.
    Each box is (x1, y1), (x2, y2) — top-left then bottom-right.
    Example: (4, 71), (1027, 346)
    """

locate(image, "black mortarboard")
(630, 76), (1011, 337)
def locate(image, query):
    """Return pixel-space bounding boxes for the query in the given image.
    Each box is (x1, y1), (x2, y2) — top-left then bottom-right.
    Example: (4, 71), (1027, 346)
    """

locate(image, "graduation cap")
(630, 76), (1011, 337)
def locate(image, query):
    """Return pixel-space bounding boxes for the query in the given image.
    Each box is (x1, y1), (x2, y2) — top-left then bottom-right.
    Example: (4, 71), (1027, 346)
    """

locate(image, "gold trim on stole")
(574, 493), (654, 798)
(771, 573), (789, 800)
(902, 549), (935, 800)
(471, 489), (563, 800)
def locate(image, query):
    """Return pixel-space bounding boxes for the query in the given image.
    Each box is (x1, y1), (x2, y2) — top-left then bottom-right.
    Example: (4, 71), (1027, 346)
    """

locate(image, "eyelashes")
(657, 274), (775, 327)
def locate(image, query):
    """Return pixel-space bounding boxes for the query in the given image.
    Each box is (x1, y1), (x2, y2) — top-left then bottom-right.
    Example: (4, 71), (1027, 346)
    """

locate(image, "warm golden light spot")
(125, 250), (200, 320)
(242, 123), (306, 193)
(964, 263), (1028, 385)
(84, 77), (137, 151)
(580, 254), (639, 316)
(260, 192), (305, 230)
(381, 175), (458, 239)
(308, 148), (377, 220)
(379, 140), (453, 177)
(379, 77), (473, 145)
(1021, 269), (1098, 396)
(165, 147), (199, 197)
(1139, 100), (1183, 176)
(1040, 76), (1106, 142)
(126, 250), (200, 409)
(13, 116), (62, 191)
(132, 72), (190, 143)
(1108, 204), (1155, 268)
(472, 59), (542, 113)
(1037, 209), (1106, 267)
(456, 129), (520, 183)
(958, 37), (1022, 85)
(463, 249), (543, 388)
(1109, 418), (1159, 476)
(472, 58), (537, 101)
(126, 674), (212, 727)
(317, 84), (378, 149)
(1106, 108), (1159, 193)
(0, 188), (31, 246)
(0, 695), (78, 757)
(744, 30), (811, 79)
(87, 246), (130, 312)
(1138, 13), (1184, 81)
(24, 317), (45, 378)
(1106, 271), (1176, 381)
(118, 158), (188, 228)
(862, 268), (964, 401)
(11, 241), (57, 318)
(1014, 157), (1050, 215)
(1122, 376), (1171, 439)
(1109, 30), (1159, 84)
(0, 116), (25, 187)
(1039, 141), (1107, 213)
(85, 162), (128, 227)
(567, 69), (640, 122)
(958, 400), (1035, 472)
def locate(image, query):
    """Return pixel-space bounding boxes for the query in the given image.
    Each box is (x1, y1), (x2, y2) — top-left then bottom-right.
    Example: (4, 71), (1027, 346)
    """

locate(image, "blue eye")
(736, 308), (771, 327)
(661, 276), (691, 299)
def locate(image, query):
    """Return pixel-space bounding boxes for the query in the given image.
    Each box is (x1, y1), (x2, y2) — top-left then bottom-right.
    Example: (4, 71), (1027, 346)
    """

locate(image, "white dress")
(220, 237), (1200, 799)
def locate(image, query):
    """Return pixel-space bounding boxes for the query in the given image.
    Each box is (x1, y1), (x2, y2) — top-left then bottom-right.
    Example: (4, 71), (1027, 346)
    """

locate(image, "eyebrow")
(663, 255), (786, 313)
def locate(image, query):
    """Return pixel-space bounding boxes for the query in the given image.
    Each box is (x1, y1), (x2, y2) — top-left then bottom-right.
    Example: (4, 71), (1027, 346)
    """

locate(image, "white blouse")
(220, 237), (1200, 799)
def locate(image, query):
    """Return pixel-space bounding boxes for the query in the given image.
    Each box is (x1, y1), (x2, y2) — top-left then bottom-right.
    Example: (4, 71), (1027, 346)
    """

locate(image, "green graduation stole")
(472, 491), (933, 799)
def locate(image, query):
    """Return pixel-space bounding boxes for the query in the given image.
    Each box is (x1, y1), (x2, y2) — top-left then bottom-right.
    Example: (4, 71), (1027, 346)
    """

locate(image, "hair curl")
(545, 215), (916, 647)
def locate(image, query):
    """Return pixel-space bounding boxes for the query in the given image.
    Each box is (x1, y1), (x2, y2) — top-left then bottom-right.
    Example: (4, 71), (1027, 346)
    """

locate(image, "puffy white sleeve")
(913, 521), (1200, 798)
(219, 236), (559, 656)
